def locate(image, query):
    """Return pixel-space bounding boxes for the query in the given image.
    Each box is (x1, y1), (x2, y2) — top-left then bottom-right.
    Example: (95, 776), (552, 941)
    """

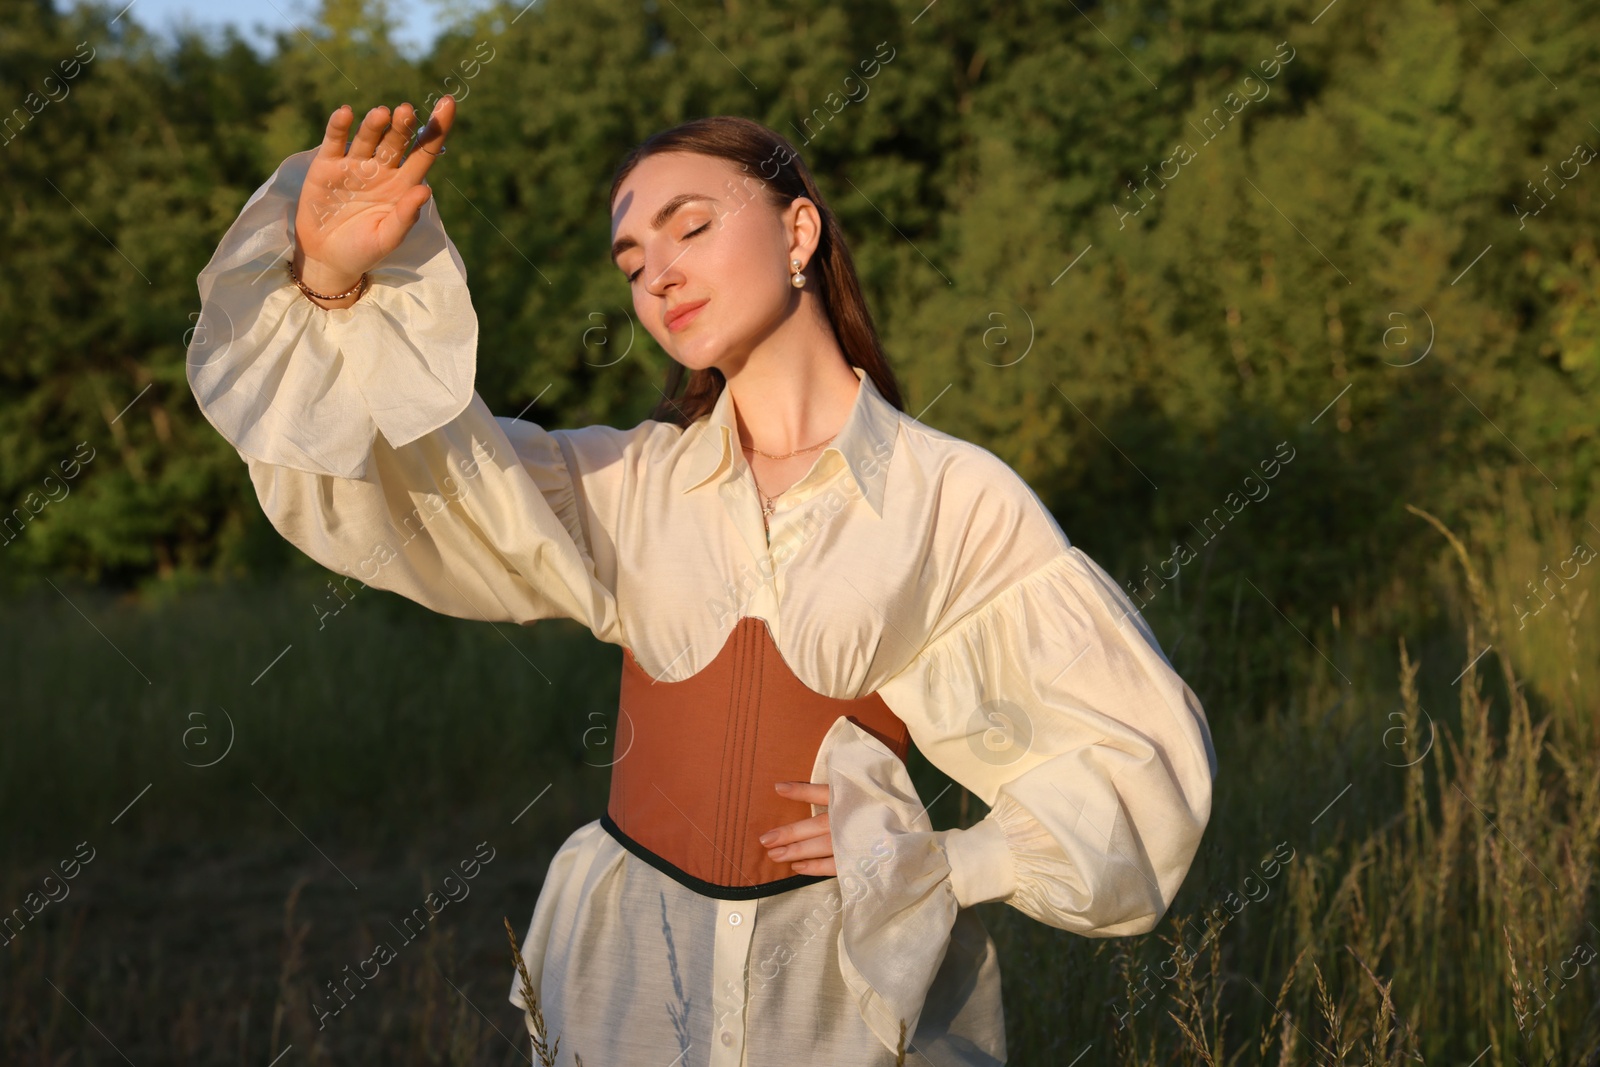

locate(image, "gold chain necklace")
(741, 434), (837, 537)
(740, 435), (835, 461)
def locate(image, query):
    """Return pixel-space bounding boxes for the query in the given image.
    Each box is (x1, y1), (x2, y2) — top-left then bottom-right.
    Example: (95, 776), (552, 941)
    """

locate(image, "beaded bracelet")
(286, 259), (369, 302)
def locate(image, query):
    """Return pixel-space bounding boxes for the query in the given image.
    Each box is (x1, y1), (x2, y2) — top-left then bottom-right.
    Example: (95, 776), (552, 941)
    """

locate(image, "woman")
(185, 96), (1216, 1066)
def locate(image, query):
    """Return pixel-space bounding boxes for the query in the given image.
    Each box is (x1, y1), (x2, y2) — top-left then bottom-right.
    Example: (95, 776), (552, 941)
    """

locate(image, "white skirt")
(510, 819), (1008, 1066)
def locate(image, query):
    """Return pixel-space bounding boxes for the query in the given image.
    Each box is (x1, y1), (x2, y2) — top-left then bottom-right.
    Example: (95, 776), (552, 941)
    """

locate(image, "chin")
(665, 334), (734, 374)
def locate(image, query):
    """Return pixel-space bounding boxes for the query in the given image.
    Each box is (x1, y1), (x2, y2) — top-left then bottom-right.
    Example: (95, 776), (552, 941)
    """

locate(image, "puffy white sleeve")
(185, 145), (646, 641)
(878, 545), (1215, 924)
(811, 470), (1215, 1051)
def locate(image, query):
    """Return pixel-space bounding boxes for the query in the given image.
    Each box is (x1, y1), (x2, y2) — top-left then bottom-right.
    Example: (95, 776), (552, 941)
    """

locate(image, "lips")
(665, 299), (708, 332)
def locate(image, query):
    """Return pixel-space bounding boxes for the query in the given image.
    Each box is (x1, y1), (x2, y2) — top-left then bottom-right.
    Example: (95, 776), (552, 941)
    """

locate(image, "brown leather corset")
(601, 615), (911, 899)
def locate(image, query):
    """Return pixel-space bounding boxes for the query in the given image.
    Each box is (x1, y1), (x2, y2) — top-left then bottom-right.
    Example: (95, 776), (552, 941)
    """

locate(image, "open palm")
(292, 96), (456, 288)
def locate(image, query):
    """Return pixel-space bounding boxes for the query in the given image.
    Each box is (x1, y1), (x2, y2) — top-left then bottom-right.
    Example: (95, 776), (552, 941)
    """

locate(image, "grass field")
(2, 476), (1597, 1065)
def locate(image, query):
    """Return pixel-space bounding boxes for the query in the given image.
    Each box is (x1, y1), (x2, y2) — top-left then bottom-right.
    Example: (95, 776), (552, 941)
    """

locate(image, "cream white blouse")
(186, 146), (1217, 1065)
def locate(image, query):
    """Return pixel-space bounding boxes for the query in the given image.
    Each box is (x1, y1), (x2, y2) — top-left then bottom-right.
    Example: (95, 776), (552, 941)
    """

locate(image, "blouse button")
(720, 1031), (734, 1046)
(728, 911), (742, 926)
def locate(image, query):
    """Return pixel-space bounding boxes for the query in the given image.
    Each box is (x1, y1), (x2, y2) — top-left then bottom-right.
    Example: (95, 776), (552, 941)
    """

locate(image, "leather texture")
(605, 614), (912, 892)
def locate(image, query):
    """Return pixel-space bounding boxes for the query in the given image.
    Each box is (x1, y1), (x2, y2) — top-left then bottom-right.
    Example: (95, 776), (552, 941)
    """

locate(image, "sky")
(70, 0), (477, 59)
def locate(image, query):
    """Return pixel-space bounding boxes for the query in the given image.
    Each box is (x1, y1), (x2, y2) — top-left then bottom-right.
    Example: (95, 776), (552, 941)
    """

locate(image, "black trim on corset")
(600, 810), (832, 900)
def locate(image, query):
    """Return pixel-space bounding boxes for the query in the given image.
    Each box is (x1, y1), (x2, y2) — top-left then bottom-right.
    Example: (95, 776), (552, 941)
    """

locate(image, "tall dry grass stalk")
(1098, 493), (1599, 1065)
(271, 875), (312, 1061)
(504, 916), (570, 1066)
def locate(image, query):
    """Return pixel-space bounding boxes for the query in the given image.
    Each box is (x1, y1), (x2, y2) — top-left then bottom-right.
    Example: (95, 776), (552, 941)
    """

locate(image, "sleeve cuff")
(943, 817), (1018, 907)
(186, 145), (477, 480)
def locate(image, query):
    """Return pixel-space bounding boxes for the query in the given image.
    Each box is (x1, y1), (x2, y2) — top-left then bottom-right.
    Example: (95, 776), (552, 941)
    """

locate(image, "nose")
(643, 245), (688, 299)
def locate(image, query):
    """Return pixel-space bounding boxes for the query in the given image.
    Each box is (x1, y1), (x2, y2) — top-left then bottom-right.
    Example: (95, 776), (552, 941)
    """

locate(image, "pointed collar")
(681, 365), (899, 516)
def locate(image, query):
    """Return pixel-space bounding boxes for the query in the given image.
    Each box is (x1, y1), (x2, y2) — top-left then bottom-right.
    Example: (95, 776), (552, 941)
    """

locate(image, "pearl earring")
(790, 258), (806, 288)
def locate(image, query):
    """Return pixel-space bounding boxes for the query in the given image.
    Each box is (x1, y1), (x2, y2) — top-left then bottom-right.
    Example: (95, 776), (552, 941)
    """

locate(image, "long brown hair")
(607, 116), (903, 426)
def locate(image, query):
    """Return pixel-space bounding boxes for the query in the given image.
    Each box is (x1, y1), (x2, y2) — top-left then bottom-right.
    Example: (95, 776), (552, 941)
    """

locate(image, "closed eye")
(627, 222), (711, 284)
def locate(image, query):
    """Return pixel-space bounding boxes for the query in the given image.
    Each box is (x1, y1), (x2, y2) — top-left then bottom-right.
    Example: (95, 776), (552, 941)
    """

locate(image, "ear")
(783, 196), (824, 268)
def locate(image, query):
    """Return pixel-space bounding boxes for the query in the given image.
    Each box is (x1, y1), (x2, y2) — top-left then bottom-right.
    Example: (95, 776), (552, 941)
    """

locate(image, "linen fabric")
(185, 146), (1217, 1066)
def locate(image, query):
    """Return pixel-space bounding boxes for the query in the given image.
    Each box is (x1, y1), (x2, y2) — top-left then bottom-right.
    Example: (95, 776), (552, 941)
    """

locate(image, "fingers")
(761, 811), (829, 847)
(775, 781), (829, 805)
(347, 104), (391, 161)
(377, 182), (435, 252)
(399, 95), (454, 184)
(398, 181), (433, 222)
(317, 104), (355, 159)
(766, 831), (833, 863)
(373, 102), (418, 168)
(764, 782), (834, 873)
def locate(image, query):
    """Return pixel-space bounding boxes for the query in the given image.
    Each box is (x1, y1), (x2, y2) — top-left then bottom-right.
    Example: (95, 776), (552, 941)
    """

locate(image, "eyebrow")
(610, 193), (719, 265)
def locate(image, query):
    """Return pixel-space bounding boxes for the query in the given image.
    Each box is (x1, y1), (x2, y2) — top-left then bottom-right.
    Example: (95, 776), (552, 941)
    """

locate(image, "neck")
(718, 300), (860, 454)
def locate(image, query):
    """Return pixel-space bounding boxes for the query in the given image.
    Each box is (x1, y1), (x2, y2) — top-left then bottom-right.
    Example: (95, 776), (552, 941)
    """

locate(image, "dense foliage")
(3, 0), (1594, 618)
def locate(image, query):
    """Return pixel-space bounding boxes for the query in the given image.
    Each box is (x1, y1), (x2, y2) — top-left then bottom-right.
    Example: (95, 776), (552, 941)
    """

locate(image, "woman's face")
(610, 150), (818, 373)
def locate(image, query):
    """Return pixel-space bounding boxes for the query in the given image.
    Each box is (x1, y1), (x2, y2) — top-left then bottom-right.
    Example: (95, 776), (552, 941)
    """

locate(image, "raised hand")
(290, 97), (455, 306)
